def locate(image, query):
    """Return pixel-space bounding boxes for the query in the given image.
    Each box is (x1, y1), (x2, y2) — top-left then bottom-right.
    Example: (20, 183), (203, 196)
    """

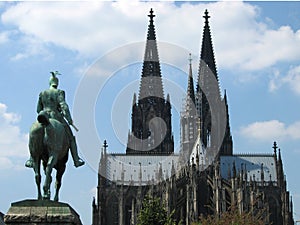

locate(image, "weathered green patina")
(26, 72), (84, 201)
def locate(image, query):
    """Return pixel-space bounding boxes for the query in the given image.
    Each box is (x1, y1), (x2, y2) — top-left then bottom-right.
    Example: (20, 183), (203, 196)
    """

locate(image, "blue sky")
(1, 1), (300, 224)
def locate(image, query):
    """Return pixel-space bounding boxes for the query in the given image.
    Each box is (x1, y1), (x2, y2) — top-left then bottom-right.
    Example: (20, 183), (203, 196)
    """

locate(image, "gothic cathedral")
(92, 9), (294, 225)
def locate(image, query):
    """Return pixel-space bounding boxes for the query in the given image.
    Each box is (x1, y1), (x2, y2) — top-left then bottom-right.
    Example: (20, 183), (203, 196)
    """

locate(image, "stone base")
(4, 199), (82, 225)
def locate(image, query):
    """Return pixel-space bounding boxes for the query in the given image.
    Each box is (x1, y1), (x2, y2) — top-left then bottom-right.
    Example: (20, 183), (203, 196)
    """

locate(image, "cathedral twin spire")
(127, 8), (231, 157)
(183, 9), (232, 157)
(198, 9), (218, 85)
(138, 8), (164, 101)
(127, 9), (173, 154)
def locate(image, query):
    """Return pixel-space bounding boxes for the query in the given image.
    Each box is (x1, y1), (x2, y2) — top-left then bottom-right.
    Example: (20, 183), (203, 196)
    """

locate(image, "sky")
(1, 1), (300, 224)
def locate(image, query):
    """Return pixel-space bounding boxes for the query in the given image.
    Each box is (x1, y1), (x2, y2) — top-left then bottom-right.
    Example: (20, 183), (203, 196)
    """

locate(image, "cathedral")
(92, 9), (294, 225)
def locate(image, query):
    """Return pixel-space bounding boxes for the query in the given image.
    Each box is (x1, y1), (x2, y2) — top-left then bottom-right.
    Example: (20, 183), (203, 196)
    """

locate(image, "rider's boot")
(70, 136), (85, 168)
(25, 156), (34, 168)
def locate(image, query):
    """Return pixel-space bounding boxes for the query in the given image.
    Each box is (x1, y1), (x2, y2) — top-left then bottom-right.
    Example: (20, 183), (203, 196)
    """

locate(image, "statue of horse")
(29, 111), (69, 201)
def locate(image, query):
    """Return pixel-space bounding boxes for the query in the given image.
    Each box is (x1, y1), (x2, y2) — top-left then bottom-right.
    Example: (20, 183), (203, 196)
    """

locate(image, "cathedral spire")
(127, 9), (173, 154)
(219, 90), (233, 156)
(197, 9), (218, 93)
(196, 10), (221, 150)
(180, 54), (198, 156)
(184, 53), (196, 114)
(187, 53), (196, 106)
(138, 8), (164, 101)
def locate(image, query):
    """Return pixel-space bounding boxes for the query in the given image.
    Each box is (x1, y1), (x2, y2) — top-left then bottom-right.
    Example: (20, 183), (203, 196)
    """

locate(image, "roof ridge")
(231, 153), (274, 157)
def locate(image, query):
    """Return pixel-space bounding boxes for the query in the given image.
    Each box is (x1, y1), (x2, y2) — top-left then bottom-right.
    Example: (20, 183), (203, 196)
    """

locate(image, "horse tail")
(37, 111), (54, 150)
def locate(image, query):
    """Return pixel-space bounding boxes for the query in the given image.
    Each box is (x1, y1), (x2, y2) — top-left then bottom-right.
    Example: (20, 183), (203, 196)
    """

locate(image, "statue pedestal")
(4, 199), (82, 225)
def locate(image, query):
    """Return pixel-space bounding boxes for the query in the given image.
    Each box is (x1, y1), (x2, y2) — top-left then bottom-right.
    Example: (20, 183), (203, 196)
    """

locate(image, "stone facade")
(0, 212), (5, 225)
(92, 9), (294, 225)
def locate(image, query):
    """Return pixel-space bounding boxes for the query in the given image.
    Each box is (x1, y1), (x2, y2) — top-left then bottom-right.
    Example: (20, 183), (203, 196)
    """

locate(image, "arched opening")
(268, 196), (281, 225)
(125, 195), (136, 225)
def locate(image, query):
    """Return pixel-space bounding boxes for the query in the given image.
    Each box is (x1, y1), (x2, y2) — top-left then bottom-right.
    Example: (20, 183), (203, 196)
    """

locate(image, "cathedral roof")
(220, 154), (277, 182)
(104, 153), (179, 186)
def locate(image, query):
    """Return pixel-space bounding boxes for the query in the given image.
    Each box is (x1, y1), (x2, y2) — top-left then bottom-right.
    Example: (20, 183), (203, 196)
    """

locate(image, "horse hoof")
(43, 196), (50, 200)
(25, 160), (34, 168)
(43, 191), (51, 200)
(74, 159), (85, 168)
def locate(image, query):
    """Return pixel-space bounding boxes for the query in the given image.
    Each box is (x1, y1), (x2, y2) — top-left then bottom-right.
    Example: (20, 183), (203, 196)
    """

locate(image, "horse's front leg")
(32, 158), (42, 200)
(43, 155), (57, 200)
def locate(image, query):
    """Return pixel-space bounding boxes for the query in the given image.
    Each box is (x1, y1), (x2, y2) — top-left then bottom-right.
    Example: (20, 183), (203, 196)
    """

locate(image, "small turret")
(132, 93), (137, 106)
(273, 141), (278, 159)
(232, 161), (236, 178)
(139, 162), (142, 185)
(196, 149), (199, 167)
(171, 160), (176, 177)
(260, 163), (264, 185)
(277, 148), (284, 188)
(227, 163), (231, 179)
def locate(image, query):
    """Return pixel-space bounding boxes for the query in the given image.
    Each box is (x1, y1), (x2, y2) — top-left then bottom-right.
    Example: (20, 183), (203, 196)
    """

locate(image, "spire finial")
(203, 9), (210, 24)
(148, 8), (155, 22)
(103, 140), (108, 151)
(188, 53), (192, 66)
(273, 141), (278, 155)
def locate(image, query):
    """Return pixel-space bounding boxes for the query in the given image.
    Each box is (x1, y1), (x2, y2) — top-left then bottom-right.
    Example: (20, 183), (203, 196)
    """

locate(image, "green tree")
(137, 195), (177, 225)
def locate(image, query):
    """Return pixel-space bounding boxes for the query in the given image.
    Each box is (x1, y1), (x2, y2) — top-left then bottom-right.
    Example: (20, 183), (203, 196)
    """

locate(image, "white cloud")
(2, 1), (300, 72)
(282, 66), (300, 95)
(268, 68), (281, 92)
(0, 103), (29, 170)
(240, 120), (300, 142)
(269, 65), (300, 95)
(10, 35), (52, 61)
(0, 31), (10, 44)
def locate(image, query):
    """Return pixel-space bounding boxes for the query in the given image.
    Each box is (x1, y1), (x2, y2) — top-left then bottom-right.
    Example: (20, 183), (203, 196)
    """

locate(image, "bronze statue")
(26, 71), (84, 201)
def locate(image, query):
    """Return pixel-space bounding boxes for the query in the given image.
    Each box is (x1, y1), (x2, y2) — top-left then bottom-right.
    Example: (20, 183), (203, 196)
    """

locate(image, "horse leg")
(54, 164), (66, 202)
(33, 159), (42, 200)
(43, 155), (57, 200)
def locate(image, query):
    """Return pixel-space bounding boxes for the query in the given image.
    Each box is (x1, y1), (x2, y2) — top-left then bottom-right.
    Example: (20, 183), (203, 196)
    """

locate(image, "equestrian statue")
(25, 71), (85, 201)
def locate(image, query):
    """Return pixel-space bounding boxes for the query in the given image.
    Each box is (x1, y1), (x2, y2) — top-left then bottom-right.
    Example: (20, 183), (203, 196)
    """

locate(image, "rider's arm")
(57, 90), (73, 124)
(37, 92), (43, 113)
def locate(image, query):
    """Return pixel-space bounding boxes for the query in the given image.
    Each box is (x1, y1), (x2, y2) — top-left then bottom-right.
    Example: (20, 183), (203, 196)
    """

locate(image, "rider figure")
(25, 71), (85, 168)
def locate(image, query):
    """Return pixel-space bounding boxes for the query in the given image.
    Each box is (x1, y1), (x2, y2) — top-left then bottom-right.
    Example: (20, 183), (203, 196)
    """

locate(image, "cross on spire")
(148, 8), (155, 22)
(203, 9), (210, 24)
(103, 140), (108, 150)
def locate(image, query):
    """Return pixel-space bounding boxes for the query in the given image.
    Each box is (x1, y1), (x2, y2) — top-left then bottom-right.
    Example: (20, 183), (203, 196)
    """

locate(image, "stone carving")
(4, 200), (83, 225)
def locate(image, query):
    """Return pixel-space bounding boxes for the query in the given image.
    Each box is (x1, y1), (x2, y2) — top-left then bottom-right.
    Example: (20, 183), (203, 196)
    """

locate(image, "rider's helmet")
(49, 71), (60, 88)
